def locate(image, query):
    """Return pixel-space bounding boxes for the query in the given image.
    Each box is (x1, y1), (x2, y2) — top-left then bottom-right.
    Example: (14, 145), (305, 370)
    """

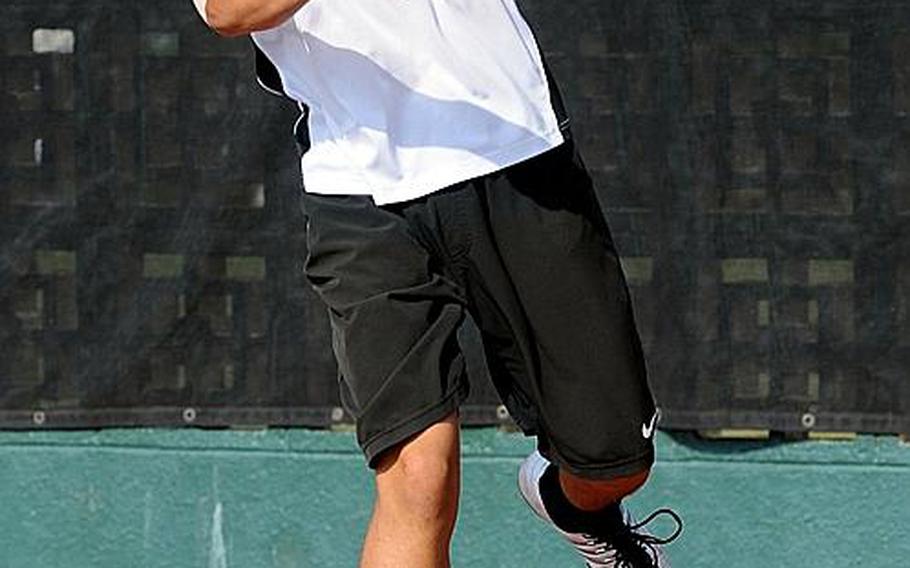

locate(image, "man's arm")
(192, 0), (309, 37)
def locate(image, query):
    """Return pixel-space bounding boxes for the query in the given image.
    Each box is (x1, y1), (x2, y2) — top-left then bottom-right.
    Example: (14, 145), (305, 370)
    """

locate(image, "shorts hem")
(539, 444), (655, 480)
(361, 381), (470, 469)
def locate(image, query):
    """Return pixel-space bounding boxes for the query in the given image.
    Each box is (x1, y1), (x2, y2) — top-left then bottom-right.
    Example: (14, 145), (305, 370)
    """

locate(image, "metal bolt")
(331, 407), (345, 422)
(800, 412), (816, 429)
(182, 407), (197, 423)
(32, 410), (46, 425)
(496, 405), (510, 420)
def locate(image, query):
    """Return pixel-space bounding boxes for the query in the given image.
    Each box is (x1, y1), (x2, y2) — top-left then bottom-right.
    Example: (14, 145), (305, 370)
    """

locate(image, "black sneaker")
(518, 451), (682, 567)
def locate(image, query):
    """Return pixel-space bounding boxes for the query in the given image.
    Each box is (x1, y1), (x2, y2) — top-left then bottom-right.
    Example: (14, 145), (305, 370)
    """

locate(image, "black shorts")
(300, 138), (657, 479)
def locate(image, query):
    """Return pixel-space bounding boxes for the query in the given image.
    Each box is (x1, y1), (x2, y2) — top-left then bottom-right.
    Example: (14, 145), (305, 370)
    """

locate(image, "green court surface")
(1, 428), (908, 567)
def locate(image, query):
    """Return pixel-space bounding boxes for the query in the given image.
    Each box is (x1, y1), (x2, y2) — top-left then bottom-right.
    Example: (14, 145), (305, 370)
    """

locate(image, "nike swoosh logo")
(642, 410), (660, 439)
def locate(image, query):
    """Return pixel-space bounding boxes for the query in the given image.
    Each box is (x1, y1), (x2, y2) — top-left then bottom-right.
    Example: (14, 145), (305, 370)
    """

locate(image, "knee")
(371, 413), (460, 525)
(374, 440), (459, 524)
(608, 466), (650, 498)
(560, 466), (651, 510)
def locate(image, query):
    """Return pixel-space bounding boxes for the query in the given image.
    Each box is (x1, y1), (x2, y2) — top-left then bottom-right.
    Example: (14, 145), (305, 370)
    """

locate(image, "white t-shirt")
(251, 0), (565, 205)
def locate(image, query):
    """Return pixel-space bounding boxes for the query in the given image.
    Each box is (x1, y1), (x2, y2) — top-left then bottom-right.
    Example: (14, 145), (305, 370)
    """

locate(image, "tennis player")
(192, 1), (681, 566)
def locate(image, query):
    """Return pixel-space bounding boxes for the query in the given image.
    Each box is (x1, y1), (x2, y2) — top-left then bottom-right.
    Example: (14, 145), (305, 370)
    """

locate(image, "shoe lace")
(581, 508), (683, 568)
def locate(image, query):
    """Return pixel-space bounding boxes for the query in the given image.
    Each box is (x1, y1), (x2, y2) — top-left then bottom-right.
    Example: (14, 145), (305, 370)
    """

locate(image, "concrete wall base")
(1, 429), (908, 567)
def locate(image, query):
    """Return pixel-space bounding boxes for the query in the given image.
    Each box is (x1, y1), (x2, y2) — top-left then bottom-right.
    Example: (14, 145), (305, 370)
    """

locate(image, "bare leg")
(360, 412), (461, 568)
(559, 467), (650, 511)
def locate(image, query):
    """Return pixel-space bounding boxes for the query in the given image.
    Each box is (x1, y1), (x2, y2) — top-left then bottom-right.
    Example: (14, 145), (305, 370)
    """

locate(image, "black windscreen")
(1, 0), (908, 434)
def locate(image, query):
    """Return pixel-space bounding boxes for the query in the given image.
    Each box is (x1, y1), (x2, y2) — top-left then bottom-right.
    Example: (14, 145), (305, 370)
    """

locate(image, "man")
(192, 1), (681, 566)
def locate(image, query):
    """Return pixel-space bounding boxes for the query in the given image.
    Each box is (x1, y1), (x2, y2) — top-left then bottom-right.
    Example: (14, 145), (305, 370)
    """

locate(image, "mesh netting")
(1, 0), (908, 433)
